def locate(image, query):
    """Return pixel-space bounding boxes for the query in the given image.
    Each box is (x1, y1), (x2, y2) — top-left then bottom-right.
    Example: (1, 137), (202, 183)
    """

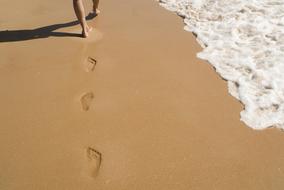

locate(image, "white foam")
(157, 0), (284, 130)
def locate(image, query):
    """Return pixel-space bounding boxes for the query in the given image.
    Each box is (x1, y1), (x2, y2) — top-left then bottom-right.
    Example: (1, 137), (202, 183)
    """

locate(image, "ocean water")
(158, 0), (284, 130)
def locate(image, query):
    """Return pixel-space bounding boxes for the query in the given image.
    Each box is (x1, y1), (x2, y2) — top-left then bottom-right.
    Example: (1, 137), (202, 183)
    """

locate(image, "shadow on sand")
(0, 13), (97, 43)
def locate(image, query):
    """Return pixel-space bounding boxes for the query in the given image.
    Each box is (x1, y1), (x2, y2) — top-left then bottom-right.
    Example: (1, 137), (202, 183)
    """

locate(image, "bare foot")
(82, 25), (93, 38)
(93, 8), (101, 15)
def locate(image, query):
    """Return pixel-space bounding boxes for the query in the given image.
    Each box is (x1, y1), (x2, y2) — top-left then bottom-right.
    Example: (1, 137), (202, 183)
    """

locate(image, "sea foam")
(158, 0), (284, 130)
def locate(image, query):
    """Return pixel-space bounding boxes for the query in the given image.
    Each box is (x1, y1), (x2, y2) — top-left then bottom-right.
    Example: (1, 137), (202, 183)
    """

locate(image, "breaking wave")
(158, 0), (284, 130)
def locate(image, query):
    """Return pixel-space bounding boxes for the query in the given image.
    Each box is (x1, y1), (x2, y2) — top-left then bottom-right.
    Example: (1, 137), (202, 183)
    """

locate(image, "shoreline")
(158, 0), (284, 130)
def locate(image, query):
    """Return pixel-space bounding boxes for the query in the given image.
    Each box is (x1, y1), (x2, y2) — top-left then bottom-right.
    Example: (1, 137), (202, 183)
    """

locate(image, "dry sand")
(1, 0), (284, 189)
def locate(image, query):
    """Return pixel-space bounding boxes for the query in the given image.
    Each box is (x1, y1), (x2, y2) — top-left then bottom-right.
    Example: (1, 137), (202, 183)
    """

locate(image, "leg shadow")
(0, 13), (97, 43)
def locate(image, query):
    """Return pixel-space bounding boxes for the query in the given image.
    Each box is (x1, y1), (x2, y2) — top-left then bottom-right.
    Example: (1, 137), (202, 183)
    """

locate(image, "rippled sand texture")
(158, 0), (284, 130)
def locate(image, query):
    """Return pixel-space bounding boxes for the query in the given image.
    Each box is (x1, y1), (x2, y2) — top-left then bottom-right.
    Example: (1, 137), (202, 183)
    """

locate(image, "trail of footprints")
(79, 56), (102, 179)
(80, 57), (97, 111)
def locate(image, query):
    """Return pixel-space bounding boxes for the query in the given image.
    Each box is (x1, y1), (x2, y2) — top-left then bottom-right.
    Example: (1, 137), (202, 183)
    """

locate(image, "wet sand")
(1, 0), (284, 189)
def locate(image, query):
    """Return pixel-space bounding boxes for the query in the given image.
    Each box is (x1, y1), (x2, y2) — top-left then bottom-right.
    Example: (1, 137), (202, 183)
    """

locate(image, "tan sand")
(1, 0), (284, 189)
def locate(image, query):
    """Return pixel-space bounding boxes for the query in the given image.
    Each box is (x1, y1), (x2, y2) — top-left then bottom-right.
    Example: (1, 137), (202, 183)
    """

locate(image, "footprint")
(80, 92), (94, 111)
(87, 147), (102, 178)
(84, 57), (97, 72)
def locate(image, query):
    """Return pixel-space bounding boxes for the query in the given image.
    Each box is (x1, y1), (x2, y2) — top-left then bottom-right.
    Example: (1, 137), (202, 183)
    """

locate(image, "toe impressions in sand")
(87, 147), (102, 178)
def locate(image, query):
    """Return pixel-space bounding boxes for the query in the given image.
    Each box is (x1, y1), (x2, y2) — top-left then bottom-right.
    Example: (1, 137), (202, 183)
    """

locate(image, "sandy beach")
(1, 0), (284, 189)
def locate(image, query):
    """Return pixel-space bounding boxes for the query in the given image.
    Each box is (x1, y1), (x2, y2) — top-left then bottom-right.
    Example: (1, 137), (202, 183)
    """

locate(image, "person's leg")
(73, 0), (92, 38)
(92, 0), (100, 14)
